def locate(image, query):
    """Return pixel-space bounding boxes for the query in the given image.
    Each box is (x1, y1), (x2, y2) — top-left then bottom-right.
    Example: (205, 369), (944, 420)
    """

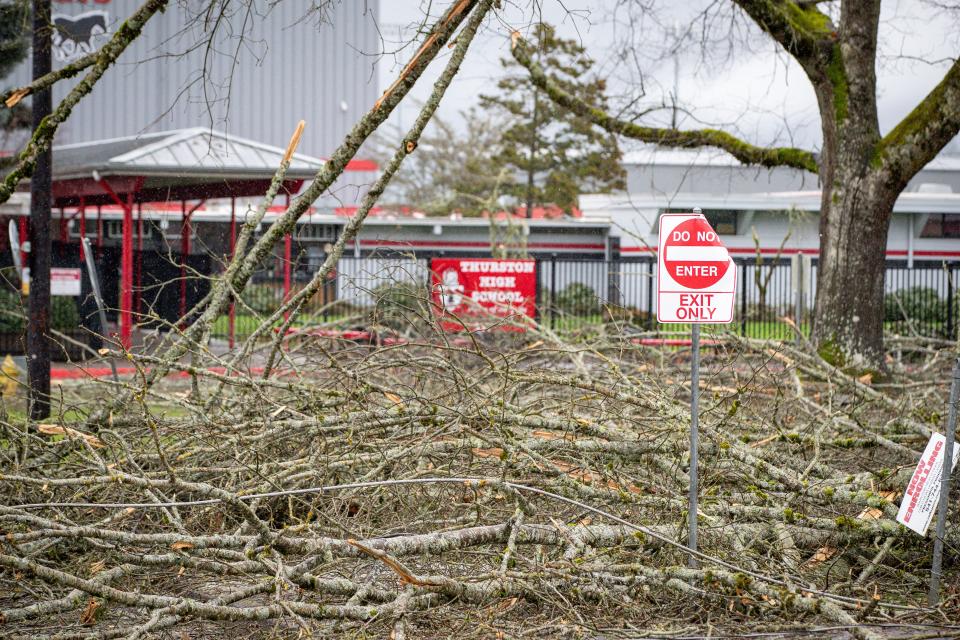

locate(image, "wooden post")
(27, 0), (52, 419)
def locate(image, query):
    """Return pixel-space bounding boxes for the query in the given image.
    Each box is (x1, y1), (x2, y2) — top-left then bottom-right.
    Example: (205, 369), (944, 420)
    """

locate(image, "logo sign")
(897, 432), (959, 536)
(431, 258), (536, 331)
(21, 267), (82, 297)
(657, 213), (736, 323)
(52, 11), (110, 62)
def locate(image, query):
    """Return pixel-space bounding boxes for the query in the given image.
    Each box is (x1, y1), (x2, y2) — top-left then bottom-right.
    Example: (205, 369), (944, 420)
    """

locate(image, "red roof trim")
(359, 239), (604, 250)
(345, 159), (379, 172)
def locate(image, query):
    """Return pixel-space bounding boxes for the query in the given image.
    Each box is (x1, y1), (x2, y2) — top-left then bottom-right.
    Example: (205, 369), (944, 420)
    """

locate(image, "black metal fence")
(3, 252), (954, 349)
(207, 255), (959, 343)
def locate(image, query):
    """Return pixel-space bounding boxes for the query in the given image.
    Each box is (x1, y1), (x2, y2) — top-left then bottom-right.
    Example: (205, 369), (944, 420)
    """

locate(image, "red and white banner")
(431, 258), (536, 330)
(657, 213), (736, 323)
(896, 432), (959, 535)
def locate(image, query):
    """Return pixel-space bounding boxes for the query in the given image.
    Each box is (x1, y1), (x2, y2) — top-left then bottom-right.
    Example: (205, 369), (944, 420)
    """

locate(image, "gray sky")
(375, 0), (959, 154)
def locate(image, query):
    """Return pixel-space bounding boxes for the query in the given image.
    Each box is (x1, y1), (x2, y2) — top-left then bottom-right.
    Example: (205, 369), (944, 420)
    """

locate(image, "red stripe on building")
(358, 239), (606, 251)
(621, 246), (960, 258)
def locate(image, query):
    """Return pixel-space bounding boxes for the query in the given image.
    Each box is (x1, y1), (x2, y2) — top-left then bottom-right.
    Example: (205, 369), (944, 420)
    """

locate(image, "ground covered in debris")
(1, 324), (959, 639)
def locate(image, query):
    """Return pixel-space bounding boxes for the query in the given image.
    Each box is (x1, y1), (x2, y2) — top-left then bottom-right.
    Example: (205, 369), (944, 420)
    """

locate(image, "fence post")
(740, 261), (747, 337)
(646, 258), (654, 330)
(948, 263), (954, 341)
(550, 255), (557, 331)
(534, 257), (542, 324)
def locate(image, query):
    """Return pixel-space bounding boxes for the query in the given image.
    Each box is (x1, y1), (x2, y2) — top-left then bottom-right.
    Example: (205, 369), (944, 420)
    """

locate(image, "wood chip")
(170, 541), (194, 551)
(856, 507), (884, 521)
(36, 424), (104, 448)
(805, 545), (837, 567)
(384, 392), (404, 409)
(79, 599), (100, 625)
(472, 447), (504, 459)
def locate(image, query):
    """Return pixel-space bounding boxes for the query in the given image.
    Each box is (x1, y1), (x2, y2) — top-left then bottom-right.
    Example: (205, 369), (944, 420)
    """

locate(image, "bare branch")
(510, 34), (819, 173)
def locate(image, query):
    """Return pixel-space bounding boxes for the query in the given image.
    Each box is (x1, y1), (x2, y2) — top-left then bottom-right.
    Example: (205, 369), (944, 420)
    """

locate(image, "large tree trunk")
(809, 1), (890, 371)
(812, 176), (896, 370)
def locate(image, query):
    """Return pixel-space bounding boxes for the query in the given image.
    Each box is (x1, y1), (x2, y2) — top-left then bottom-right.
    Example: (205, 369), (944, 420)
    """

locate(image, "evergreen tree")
(480, 23), (625, 215)
(0, 1), (31, 161)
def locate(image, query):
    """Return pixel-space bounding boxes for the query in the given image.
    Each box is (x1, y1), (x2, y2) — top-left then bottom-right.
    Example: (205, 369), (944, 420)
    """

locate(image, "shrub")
(371, 280), (429, 327)
(0, 287), (26, 333)
(242, 283), (283, 315)
(884, 287), (945, 324)
(51, 296), (81, 332)
(554, 282), (600, 316)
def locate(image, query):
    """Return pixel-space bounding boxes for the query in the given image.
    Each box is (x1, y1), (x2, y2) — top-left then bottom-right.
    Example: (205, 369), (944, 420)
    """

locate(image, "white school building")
(581, 147), (960, 266)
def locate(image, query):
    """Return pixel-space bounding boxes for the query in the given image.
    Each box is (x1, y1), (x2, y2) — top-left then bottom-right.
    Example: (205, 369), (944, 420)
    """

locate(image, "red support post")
(136, 201), (143, 316)
(78, 197), (85, 263)
(96, 205), (102, 253)
(180, 200), (189, 322)
(120, 192), (134, 349)
(59, 207), (67, 243)
(229, 197), (236, 348)
(95, 177), (139, 348)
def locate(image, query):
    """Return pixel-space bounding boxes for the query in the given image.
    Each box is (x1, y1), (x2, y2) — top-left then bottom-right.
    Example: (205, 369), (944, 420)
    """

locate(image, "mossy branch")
(1, 50), (100, 109)
(510, 36), (819, 174)
(872, 58), (960, 183)
(732, 0), (834, 61)
(0, 0), (169, 206)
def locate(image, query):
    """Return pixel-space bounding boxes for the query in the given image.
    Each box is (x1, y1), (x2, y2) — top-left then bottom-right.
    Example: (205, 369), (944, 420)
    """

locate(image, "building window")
(660, 209), (738, 235)
(68, 218), (96, 238)
(105, 220), (124, 239)
(298, 223), (337, 242)
(920, 214), (960, 238)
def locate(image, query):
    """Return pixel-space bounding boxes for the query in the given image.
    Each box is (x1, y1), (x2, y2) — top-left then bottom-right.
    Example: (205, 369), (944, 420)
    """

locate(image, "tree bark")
(813, 179), (896, 369)
(809, 1), (887, 369)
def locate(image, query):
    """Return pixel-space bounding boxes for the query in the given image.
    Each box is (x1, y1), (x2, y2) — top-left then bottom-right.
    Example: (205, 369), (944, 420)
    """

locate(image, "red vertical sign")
(431, 258), (537, 330)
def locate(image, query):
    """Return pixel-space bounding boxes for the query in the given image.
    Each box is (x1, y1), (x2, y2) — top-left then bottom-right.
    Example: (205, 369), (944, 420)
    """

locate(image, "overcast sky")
(374, 0), (960, 155)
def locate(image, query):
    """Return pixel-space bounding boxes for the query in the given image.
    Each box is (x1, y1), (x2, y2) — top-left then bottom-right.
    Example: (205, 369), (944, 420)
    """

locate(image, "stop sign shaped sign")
(657, 213), (736, 323)
(663, 217), (731, 289)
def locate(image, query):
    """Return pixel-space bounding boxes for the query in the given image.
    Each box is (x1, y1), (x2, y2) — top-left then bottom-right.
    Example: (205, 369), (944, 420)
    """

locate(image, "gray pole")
(794, 258), (803, 346)
(688, 321), (700, 567)
(928, 356), (959, 605)
(82, 238), (119, 383)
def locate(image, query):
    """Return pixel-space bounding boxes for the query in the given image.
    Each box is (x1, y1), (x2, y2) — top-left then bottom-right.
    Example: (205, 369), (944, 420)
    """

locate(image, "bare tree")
(511, 1), (960, 370)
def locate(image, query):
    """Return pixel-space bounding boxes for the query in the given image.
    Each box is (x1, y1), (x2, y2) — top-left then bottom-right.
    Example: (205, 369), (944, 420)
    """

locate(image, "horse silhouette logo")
(52, 11), (109, 62)
(437, 268), (464, 311)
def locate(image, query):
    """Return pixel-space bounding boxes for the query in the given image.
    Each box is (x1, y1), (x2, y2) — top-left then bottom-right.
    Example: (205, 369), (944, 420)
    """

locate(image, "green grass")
(211, 312), (353, 340)
(208, 309), (951, 343)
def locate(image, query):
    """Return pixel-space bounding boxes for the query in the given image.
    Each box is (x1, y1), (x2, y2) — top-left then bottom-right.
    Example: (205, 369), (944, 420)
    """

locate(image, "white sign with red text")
(657, 213), (736, 323)
(896, 432), (959, 536)
(52, 268), (82, 296)
(20, 267), (82, 297)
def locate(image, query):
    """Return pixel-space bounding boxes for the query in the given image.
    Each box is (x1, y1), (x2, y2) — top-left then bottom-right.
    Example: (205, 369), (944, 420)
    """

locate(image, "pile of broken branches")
(1, 313), (958, 639)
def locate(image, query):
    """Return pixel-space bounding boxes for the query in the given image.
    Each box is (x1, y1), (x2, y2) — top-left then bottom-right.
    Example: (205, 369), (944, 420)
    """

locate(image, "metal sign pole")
(82, 238), (119, 383)
(688, 321), (700, 567)
(929, 356), (960, 605)
(8, 220), (23, 281)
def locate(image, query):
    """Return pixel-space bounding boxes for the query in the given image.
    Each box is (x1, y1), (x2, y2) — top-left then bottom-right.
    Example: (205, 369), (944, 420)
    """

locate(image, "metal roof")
(580, 190), (960, 215)
(622, 144), (960, 172)
(53, 128), (325, 181)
